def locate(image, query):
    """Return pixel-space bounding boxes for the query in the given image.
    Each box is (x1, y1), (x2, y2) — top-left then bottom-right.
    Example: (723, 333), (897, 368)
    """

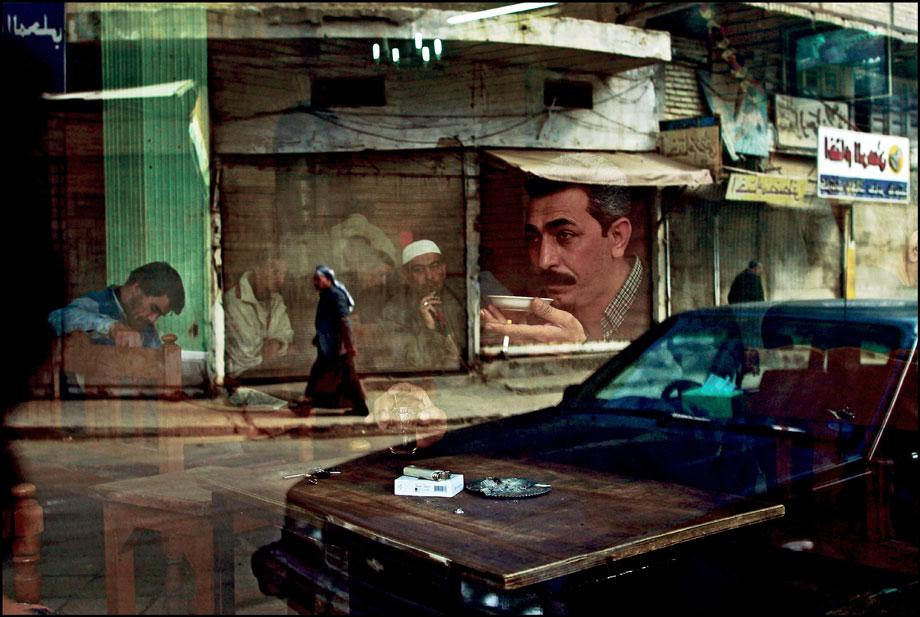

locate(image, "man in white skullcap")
(381, 239), (467, 370)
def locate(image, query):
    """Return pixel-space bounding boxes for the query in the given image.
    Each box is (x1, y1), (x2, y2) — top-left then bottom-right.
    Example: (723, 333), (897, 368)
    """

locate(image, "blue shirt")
(47, 286), (162, 348)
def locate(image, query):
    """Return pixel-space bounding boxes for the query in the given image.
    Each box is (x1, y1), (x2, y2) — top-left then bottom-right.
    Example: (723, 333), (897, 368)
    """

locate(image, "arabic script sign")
(2, 2), (65, 92)
(775, 95), (848, 152)
(817, 127), (910, 204)
(726, 172), (810, 207)
(658, 125), (722, 180)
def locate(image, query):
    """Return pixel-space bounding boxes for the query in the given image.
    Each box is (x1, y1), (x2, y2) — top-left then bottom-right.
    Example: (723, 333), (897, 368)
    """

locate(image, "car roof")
(677, 299), (918, 332)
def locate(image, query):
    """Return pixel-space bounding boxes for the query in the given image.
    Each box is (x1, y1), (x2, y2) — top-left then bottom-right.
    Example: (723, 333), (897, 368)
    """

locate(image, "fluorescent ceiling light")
(43, 80), (195, 101)
(447, 3), (558, 25)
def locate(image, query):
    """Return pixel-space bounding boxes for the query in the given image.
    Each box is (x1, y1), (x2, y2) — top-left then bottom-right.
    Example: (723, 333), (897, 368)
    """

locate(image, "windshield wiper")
(764, 423), (807, 434)
(658, 413), (810, 435)
(657, 412), (713, 426)
(569, 400), (809, 432)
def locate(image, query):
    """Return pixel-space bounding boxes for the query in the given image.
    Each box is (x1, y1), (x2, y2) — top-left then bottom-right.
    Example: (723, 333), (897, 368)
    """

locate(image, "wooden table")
(282, 453), (784, 591)
(93, 463), (308, 615)
(93, 467), (224, 615)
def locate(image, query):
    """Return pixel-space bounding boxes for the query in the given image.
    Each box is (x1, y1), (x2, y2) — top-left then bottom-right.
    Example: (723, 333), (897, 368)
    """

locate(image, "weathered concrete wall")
(666, 193), (716, 313)
(69, 4), (670, 62)
(68, 4), (668, 154)
(743, 2), (918, 41)
(212, 58), (661, 154)
(667, 193), (845, 311)
(854, 195), (919, 299)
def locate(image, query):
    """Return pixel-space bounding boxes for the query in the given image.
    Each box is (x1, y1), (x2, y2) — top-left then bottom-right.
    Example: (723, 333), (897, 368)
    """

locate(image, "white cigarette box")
(394, 474), (464, 498)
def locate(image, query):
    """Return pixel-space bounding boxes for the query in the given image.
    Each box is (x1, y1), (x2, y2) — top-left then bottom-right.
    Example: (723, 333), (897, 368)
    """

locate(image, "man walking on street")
(296, 265), (369, 416)
(728, 260), (765, 304)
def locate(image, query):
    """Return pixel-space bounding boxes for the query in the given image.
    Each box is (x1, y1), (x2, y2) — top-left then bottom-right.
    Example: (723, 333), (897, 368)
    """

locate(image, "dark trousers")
(305, 353), (368, 413)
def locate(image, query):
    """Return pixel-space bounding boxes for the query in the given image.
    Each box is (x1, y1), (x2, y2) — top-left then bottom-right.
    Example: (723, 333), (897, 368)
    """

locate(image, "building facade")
(18, 2), (917, 385)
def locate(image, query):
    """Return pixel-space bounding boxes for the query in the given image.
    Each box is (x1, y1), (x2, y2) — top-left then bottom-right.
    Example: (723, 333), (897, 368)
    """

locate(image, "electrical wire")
(213, 46), (666, 142)
(303, 105), (549, 144)
(596, 73), (656, 105)
(583, 108), (657, 136)
(218, 67), (661, 126)
(305, 109), (439, 144)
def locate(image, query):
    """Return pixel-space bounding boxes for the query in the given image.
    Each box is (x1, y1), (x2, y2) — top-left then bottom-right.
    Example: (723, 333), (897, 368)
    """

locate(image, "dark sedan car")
(254, 299), (918, 615)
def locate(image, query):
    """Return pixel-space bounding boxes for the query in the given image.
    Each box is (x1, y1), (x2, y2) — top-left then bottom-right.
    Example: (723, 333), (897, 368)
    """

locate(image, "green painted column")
(101, 5), (210, 352)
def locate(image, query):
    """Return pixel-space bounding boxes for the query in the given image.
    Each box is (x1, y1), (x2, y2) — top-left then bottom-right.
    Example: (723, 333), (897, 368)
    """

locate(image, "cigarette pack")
(394, 474), (464, 498)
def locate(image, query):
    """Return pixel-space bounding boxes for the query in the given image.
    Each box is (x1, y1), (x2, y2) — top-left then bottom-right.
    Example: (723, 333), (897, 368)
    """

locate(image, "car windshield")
(514, 307), (917, 498)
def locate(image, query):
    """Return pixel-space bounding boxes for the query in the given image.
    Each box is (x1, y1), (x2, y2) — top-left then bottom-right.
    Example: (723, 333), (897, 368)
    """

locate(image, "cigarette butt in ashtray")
(501, 319), (512, 352)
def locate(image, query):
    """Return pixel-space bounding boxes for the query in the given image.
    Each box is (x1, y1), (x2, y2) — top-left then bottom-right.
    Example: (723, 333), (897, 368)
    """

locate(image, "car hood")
(283, 444), (783, 592)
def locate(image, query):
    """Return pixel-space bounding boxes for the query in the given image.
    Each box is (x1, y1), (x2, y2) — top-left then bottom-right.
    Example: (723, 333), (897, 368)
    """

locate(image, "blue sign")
(2, 2), (66, 92)
(659, 116), (718, 132)
(817, 175), (909, 203)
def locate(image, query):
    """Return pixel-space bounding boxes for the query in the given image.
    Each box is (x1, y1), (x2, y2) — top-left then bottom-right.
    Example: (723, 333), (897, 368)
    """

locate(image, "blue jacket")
(314, 286), (354, 357)
(48, 286), (162, 348)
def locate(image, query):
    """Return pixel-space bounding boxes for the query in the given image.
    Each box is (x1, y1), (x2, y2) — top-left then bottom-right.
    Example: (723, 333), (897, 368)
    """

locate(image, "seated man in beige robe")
(224, 249), (295, 378)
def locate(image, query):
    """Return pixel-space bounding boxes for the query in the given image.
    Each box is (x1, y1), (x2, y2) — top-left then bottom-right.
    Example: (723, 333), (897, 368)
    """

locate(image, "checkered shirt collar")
(601, 256), (643, 341)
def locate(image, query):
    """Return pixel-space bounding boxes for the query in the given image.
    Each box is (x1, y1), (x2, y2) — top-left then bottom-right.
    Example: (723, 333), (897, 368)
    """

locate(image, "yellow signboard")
(846, 242), (857, 299)
(726, 172), (810, 207)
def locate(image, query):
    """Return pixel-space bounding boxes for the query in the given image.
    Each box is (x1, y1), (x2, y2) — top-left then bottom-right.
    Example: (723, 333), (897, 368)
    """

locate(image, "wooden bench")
(31, 332), (182, 400)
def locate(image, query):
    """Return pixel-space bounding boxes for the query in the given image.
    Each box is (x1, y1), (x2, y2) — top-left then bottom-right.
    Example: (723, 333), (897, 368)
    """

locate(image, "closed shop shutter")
(667, 194), (716, 314)
(479, 160), (530, 295)
(220, 150), (467, 376)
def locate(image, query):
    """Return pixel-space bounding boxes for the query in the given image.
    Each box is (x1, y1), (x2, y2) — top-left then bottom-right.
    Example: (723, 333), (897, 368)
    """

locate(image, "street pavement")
(3, 363), (599, 614)
(7, 365), (597, 438)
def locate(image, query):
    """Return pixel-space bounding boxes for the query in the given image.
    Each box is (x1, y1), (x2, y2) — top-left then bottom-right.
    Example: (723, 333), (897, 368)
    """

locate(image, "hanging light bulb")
(392, 47), (400, 63)
(433, 39), (442, 57)
(415, 33), (423, 49)
(372, 43), (381, 61)
(422, 46), (430, 62)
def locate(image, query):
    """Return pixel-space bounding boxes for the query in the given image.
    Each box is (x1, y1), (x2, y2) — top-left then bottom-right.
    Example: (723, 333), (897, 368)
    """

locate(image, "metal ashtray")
(465, 477), (552, 499)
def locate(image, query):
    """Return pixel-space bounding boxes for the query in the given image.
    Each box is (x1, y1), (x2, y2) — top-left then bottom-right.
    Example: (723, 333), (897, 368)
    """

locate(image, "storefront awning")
(485, 149), (713, 187)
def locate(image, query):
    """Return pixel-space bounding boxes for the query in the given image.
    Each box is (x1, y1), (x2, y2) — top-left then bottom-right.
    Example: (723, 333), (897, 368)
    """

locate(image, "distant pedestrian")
(296, 265), (369, 416)
(728, 260), (765, 304)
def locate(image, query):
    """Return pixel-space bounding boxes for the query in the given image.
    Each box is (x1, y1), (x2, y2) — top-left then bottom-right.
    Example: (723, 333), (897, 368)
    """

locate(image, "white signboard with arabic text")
(817, 127), (910, 204)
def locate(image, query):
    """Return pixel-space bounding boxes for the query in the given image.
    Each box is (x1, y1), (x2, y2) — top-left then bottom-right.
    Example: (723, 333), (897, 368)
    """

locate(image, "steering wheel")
(661, 379), (702, 401)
